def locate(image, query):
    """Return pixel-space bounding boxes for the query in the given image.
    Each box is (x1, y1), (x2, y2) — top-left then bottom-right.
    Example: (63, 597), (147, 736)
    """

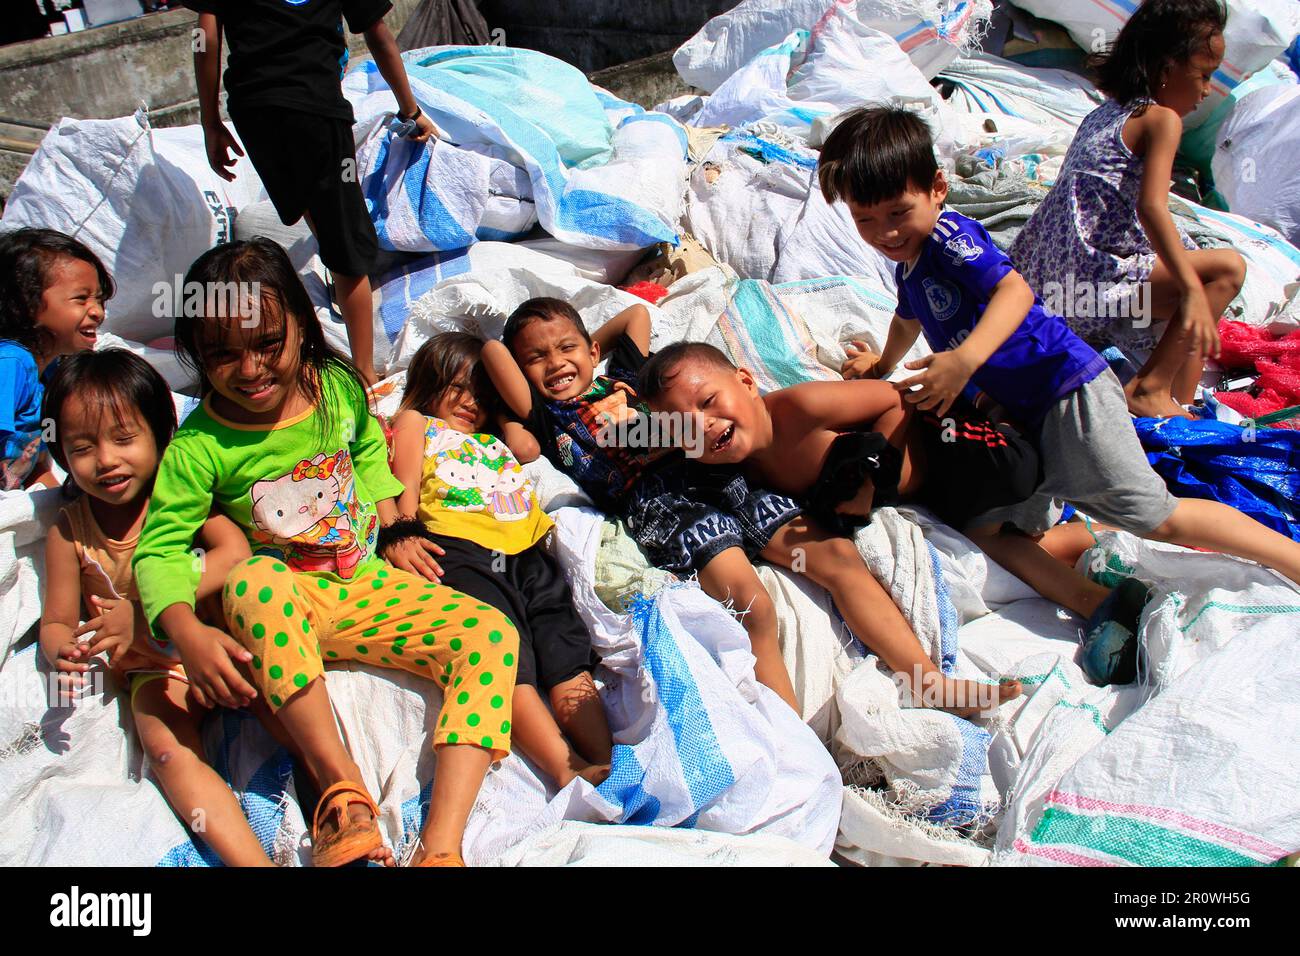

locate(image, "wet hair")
(0, 228), (114, 358)
(1092, 0), (1227, 109)
(175, 238), (367, 431)
(818, 106), (939, 207)
(400, 331), (498, 420)
(41, 348), (176, 482)
(501, 297), (590, 354)
(638, 341), (736, 403)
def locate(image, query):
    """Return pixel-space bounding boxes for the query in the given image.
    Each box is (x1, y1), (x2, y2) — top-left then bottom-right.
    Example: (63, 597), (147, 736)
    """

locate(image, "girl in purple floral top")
(1011, 0), (1244, 420)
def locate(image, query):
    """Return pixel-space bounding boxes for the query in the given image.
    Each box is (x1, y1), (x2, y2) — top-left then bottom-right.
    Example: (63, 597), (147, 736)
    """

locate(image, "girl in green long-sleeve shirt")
(133, 239), (519, 868)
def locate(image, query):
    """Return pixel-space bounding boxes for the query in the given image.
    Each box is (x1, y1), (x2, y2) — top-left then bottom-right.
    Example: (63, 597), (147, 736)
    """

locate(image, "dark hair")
(818, 106), (939, 206)
(41, 348), (177, 479)
(638, 341), (736, 403)
(400, 331), (498, 420)
(1092, 0), (1227, 108)
(175, 238), (367, 428)
(501, 297), (590, 353)
(0, 228), (115, 359)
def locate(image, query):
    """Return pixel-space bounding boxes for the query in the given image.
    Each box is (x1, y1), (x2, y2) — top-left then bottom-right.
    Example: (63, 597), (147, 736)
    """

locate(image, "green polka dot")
(453, 677), (463, 689)
(282, 602), (294, 617)
(356, 599), (371, 609)
(440, 714), (448, 727)
(480, 736), (493, 749)
(450, 638), (462, 652)
(251, 622), (265, 639)
(357, 645), (369, 655)
(395, 583), (409, 591)
(467, 713), (480, 727)
(457, 691), (469, 705)
(248, 557), (263, 567)
(326, 651), (339, 659)
(424, 582), (438, 589)
(293, 673), (308, 688)
(390, 645), (404, 656)
(396, 622), (413, 633)
(442, 604), (459, 612)
(405, 609), (420, 617)
(236, 614), (246, 631)
(422, 634), (435, 646)
(414, 658), (427, 667)
(451, 593), (465, 599)
(338, 588), (348, 601)
(440, 675), (449, 685)
(377, 570), (389, 579)
(444, 663), (453, 675)
(381, 657), (392, 665)
(468, 651), (480, 665)
(274, 632), (288, 647)
(269, 664), (283, 680)
(418, 594), (432, 601)
(372, 580), (383, 590)
(271, 694), (283, 707)
(385, 598), (400, 607)
(463, 617), (478, 628)
(270, 561), (285, 572)
(447, 732), (458, 743)
(235, 580), (249, 598)
(298, 646), (306, 659)
(252, 655), (262, 670)
(257, 586), (272, 604)
(301, 619), (310, 634)
(431, 619), (447, 628)
(503, 652), (514, 667)
(488, 630), (503, 644)
(393, 636), (408, 647)
(479, 672), (494, 686)
(490, 695), (503, 709)
(362, 627), (379, 638)
(317, 579), (330, 590)
(338, 619), (356, 630)
(372, 613), (390, 624)
(475, 605), (492, 611)
(500, 721), (510, 734)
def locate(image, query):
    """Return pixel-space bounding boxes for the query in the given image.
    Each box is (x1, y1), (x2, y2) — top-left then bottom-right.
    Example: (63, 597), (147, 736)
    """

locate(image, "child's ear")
(589, 339), (601, 366)
(932, 168), (949, 205)
(735, 366), (760, 396)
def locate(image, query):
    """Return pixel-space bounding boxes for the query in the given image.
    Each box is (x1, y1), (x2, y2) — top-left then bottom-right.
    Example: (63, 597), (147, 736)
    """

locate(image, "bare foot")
(314, 800), (395, 866)
(1124, 379), (1194, 420)
(407, 844), (464, 867)
(911, 674), (1022, 716)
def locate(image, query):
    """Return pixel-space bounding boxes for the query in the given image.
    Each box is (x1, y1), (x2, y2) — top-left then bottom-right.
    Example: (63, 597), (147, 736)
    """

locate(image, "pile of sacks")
(2, 0), (1300, 867)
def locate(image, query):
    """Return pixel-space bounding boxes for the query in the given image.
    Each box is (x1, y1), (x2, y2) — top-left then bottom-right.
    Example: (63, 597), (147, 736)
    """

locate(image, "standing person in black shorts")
(187, 0), (436, 386)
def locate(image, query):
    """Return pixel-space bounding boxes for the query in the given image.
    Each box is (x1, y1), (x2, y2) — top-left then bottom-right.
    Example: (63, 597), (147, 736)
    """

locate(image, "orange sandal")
(311, 781), (384, 868)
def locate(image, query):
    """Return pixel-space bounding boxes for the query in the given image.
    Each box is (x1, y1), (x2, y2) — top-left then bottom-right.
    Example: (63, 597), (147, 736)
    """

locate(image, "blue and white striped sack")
(343, 46), (686, 253)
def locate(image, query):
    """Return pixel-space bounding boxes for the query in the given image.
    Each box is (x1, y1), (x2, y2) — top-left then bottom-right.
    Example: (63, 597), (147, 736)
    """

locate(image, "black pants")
(430, 534), (597, 690)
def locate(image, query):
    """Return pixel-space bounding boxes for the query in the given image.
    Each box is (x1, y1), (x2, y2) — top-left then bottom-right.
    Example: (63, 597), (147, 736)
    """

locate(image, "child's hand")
(74, 595), (134, 667)
(203, 122), (244, 182)
(1179, 288), (1222, 360)
(895, 351), (975, 417)
(383, 537), (445, 582)
(174, 624), (257, 710)
(53, 640), (92, 693)
(841, 341), (884, 380)
(409, 112), (439, 143)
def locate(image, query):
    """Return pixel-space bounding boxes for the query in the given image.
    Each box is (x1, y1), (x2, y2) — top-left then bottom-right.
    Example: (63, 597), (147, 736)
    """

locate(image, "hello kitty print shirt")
(415, 417), (553, 557)
(133, 367), (406, 630)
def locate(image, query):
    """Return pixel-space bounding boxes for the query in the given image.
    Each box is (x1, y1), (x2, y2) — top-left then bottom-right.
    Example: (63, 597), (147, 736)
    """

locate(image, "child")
(187, 1), (438, 386)
(482, 298), (1017, 715)
(133, 239), (519, 867)
(38, 349), (269, 865)
(1010, 0), (1242, 420)
(0, 228), (109, 490)
(390, 332), (612, 787)
(818, 105), (1300, 678)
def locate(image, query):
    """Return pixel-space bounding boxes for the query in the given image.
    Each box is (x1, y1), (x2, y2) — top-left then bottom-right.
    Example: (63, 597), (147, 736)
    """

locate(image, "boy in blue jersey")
(820, 106), (1300, 681)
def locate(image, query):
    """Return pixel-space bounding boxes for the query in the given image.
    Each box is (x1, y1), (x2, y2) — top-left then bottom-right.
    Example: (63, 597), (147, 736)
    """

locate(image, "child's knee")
(1211, 251), (1246, 296)
(223, 556), (291, 615)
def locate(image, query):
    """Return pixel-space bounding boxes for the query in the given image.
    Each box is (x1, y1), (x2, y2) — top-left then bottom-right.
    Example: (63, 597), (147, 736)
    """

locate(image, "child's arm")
(896, 272), (1034, 416)
(389, 409), (428, 519)
(775, 379), (909, 444)
(843, 314), (921, 380)
(481, 340), (534, 420)
(193, 13), (244, 182)
(499, 416), (540, 464)
(362, 19), (438, 142)
(39, 515), (94, 692)
(194, 512), (251, 602)
(592, 303), (652, 358)
(1132, 105), (1221, 359)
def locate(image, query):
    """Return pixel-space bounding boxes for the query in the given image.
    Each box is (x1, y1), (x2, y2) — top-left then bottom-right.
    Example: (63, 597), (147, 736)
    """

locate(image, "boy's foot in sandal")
(312, 781), (393, 867)
(1080, 577), (1152, 686)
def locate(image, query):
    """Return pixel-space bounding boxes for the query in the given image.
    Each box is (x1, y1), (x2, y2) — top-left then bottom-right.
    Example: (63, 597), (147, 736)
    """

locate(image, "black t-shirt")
(525, 333), (675, 514)
(184, 0), (391, 120)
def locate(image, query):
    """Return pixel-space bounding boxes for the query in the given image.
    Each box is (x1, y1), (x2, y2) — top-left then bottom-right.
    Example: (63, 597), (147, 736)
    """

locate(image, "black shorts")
(228, 106), (378, 276)
(623, 460), (802, 575)
(429, 534), (597, 691)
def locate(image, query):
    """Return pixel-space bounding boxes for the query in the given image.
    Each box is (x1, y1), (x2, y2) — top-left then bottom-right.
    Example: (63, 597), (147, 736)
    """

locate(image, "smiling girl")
(1011, 0), (1241, 419)
(0, 229), (110, 489)
(39, 349), (267, 865)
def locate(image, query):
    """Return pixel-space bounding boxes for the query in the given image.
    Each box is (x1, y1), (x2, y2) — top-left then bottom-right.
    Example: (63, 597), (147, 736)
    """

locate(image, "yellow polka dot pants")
(223, 556), (519, 757)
